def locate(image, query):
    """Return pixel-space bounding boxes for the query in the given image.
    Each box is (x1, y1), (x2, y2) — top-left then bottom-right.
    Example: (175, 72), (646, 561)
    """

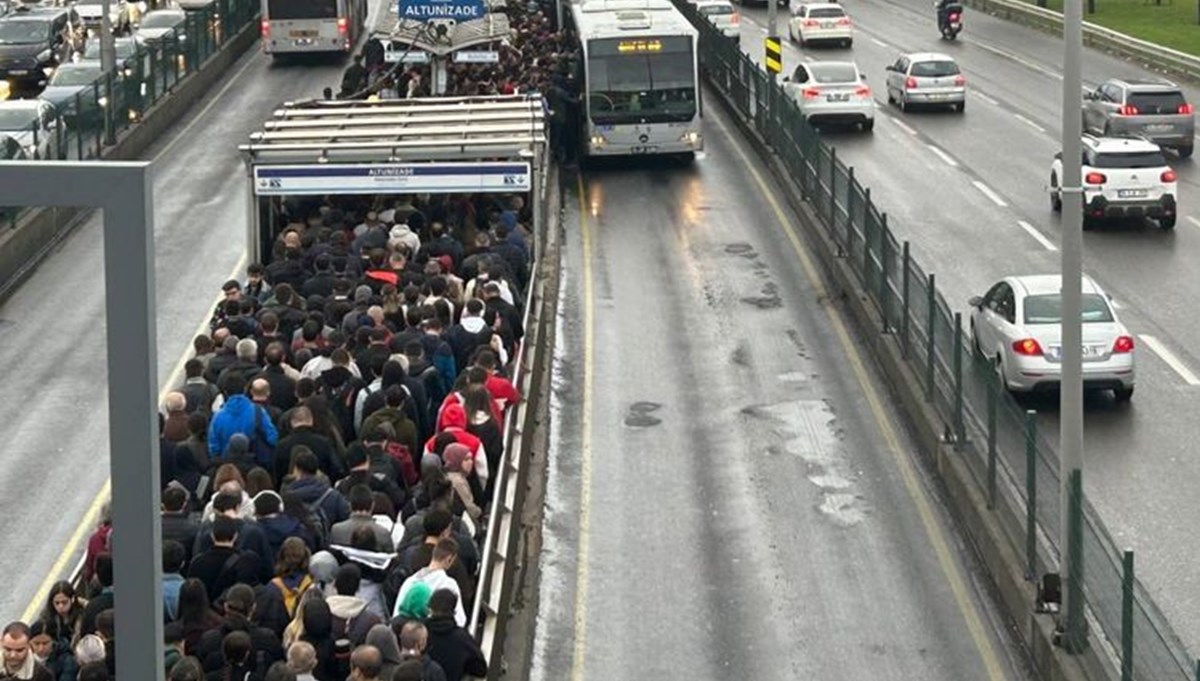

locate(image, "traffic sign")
(398, 0), (487, 22)
(764, 36), (782, 74)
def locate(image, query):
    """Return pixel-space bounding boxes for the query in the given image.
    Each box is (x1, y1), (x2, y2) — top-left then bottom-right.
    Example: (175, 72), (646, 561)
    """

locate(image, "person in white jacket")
(392, 539), (467, 626)
(388, 222), (421, 256)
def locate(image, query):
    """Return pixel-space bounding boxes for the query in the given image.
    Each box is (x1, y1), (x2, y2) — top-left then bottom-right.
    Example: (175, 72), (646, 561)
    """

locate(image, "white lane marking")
(1139, 334), (1200, 386)
(1013, 113), (1046, 133)
(974, 40), (1064, 81)
(1017, 220), (1057, 251)
(972, 180), (1008, 207)
(974, 91), (999, 106)
(1187, 215), (1200, 229)
(927, 144), (959, 167)
(892, 118), (918, 136)
(870, 37), (888, 47)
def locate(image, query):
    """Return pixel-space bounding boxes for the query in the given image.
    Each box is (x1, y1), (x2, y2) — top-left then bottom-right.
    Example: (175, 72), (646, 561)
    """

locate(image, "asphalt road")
(731, 0), (1200, 652)
(0, 45), (349, 623)
(529, 102), (1030, 680)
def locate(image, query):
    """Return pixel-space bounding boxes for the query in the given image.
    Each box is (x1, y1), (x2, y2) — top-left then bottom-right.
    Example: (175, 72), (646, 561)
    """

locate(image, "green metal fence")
(6, 0), (257, 228)
(676, 4), (1195, 678)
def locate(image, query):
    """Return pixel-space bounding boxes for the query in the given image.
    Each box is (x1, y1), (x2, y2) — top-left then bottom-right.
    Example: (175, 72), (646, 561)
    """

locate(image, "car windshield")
(49, 65), (102, 86)
(809, 63), (858, 84)
(0, 108), (35, 130)
(809, 6), (844, 17)
(699, 4), (734, 14)
(911, 60), (959, 77)
(139, 12), (181, 28)
(1092, 150), (1166, 168)
(1128, 90), (1186, 115)
(1023, 293), (1114, 324)
(0, 19), (48, 44)
(85, 38), (137, 59)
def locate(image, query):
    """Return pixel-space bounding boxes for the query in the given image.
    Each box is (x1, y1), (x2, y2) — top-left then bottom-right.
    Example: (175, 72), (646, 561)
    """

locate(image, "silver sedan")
(968, 274), (1135, 400)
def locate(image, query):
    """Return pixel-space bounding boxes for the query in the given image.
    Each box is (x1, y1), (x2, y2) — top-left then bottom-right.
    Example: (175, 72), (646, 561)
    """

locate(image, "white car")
(884, 52), (966, 113)
(788, 2), (851, 48)
(1050, 135), (1178, 229)
(73, 0), (132, 33)
(968, 274), (1135, 401)
(0, 99), (63, 158)
(694, 0), (739, 38)
(783, 60), (874, 131)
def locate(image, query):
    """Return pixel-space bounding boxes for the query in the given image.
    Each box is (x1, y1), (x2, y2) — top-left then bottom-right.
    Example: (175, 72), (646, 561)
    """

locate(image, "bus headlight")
(590, 134), (606, 148)
(679, 130), (702, 146)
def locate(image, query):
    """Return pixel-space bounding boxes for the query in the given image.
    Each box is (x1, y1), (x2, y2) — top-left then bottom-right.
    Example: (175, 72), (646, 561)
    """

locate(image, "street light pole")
(767, 0), (778, 54)
(1060, 0), (1086, 653)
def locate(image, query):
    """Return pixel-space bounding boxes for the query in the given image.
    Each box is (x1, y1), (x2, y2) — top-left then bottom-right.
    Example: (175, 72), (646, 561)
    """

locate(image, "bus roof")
(238, 95), (546, 164)
(570, 0), (697, 42)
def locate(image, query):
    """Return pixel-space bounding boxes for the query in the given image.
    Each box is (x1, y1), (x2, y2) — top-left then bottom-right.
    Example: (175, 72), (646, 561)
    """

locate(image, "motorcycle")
(937, 2), (963, 39)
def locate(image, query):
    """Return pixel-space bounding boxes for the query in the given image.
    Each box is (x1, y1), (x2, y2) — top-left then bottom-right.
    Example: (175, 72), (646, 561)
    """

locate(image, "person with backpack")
(267, 538), (316, 621)
(327, 565), (383, 648)
(316, 349), (365, 443)
(282, 451), (350, 546)
(194, 584), (284, 678)
(335, 445), (406, 515)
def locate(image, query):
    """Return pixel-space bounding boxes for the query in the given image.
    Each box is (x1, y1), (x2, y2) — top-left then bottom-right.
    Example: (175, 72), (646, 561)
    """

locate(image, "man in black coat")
(252, 344), (297, 413)
(187, 516), (263, 602)
(194, 584), (283, 677)
(161, 485), (200, 565)
(274, 406), (342, 484)
(424, 590), (486, 681)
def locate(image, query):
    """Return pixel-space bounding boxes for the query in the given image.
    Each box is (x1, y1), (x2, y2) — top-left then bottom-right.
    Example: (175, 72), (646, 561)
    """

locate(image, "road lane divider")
(892, 118), (918, 136)
(870, 37), (889, 48)
(1012, 113), (1046, 134)
(1017, 220), (1058, 251)
(972, 180), (1009, 207)
(1138, 334), (1200, 386)
(1186, 216), (1200, 229)
(974, 91), (999, 106)
(927, 144), (960, 168)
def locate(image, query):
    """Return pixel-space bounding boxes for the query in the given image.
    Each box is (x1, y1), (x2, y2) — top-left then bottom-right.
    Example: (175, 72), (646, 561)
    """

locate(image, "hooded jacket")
(424, 404), (489, 487)
(425, 614), (487, 681)
(387, 224), (421, 255)
(283, 476), (351, 528)
(208, 395), (278, 458)
(259, 513), (317, 555)
(194, 612), (284, 676)
(365, 624), (403, 681)
(445, 316), (495, 373)
(326, 595), (383, 647)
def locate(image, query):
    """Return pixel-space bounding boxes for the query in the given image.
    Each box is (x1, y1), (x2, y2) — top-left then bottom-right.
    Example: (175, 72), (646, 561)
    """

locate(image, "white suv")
(1049, 135), (1178, 229)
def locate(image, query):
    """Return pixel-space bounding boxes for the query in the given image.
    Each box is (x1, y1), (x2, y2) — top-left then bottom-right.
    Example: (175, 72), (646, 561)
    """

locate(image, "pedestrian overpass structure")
(237, 94), (547, 264)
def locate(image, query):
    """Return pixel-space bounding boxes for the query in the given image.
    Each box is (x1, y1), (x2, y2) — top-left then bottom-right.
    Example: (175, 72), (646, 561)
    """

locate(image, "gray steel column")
(100, 0), (117, 73)
(1059, 0), (1085, 651)
(103, 164), (165, 681)
(767, 0), (778, 55)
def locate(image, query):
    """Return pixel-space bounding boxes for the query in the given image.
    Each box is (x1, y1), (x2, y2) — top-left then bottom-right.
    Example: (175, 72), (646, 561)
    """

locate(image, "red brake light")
(802, 88), (821, 99)
(1162, 169), (1177, 182)
(905, 76), (917, 89)
(1085, 171), (1107, 185)
(1179, 103), (1194, 114)
(803, 18), (818, 26)
(953, 75), (966, 87)
(855, 85), (870, 97)
(337, 16), (348, 33)
(836, 16), (850, 24)
(949, 11), (960, 19)
(730, 11), (739, 23)
(1112, 335), (1135, 353)
(260, 19), (270, 37)
(1012, 339), (1044, 356)
(1118, 105), (1139, 116)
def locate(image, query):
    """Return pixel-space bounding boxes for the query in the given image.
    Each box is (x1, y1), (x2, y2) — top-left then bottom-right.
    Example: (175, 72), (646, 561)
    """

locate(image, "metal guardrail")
(677, 3), (1199, 679)
(961, 0), (1200, 82)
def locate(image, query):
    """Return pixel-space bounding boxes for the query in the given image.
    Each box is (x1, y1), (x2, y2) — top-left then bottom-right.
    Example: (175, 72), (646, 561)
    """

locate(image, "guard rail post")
(828, 147), (838, 229)
(953, 312), (964, 447)
(1121, 549), (1134, 681)
(986, 370), (997, 509)
(924, 273), (935, 402)
(879, 215), (890, 333)
(840, 167), (854, 257)
(901, 241), (910, 357)
(1025, 408), (1037, 580)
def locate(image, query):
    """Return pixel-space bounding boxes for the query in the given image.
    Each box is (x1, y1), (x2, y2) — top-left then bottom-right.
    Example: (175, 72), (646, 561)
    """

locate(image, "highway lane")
(529, 100), (1031, 681)
(0, 46), (350, 623)
(728, 0), (1200, 651)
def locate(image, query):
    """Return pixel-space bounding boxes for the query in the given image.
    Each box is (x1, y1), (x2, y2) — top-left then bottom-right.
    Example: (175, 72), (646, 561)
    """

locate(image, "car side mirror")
(782, 76), (790, 83)
(968, 296), (983, 308)
(860, 73), (866, 81)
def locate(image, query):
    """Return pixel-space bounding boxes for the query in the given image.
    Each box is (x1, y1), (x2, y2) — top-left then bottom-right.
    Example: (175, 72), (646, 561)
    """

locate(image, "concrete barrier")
(706, 89), (1117, 681)
(963, 0), (1200, 83)
(0, 15), (261, 304)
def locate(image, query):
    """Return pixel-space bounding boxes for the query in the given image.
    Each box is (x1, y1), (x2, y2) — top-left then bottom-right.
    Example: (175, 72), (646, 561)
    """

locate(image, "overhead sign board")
(454, 50), (499, 63)
(383, 46), (430, 63)
(397, 0), (487, 22)
(253, 163), (532, 196)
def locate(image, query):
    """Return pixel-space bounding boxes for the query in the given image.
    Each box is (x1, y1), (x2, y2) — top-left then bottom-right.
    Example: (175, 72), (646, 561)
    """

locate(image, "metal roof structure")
(238, 95), (546, 164)
(371, 0), (511, 56)
(570, 0), (695, 41)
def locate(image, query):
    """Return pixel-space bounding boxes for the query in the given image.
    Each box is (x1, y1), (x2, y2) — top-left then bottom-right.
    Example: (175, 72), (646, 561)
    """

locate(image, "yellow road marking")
(569, 174), (596, 681)
(19, 252), (247, 623)
(710, 109), (1009, 681)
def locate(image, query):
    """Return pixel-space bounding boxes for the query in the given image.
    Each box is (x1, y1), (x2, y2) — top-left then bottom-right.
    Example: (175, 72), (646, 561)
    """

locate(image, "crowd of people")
(330, 0), (583, 163)
(2, 190), (536, 681)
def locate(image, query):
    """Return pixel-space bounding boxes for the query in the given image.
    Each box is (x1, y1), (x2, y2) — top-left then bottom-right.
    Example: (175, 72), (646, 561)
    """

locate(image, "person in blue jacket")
(208, 374), (278, 461)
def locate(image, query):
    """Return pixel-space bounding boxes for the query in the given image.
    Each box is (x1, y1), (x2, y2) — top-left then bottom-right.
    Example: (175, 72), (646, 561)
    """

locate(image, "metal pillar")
(1060, 0), (1088, 652)
(100, 0), (117, 145)
(432, 55), (449, 96)
(0, 162), (162, 681)
(767, 0), (778, 65)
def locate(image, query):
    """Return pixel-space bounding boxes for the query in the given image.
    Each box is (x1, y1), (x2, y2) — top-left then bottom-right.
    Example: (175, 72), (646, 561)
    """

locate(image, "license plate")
(8, 70), (27, 76)
(1051, 345), (1105, 358)
(821, 21), (834, 27)
(1146, 124), (1172, 132)
(827, 93), (850, 102)
(290, 30), (317, 37)
(1117, 189), (1148, 198)
(631, 145), (658, 154)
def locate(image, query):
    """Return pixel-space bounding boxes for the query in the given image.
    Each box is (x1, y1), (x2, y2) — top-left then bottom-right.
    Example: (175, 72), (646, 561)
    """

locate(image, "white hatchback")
(968, 274), (1135, 400)
(788, 2), (852, 48)
(695, 0), (739, 38)
(783, 60), (874, 131)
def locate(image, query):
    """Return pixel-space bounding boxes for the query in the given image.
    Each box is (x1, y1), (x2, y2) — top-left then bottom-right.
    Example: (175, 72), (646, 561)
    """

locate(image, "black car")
(0, 5), (81, 92)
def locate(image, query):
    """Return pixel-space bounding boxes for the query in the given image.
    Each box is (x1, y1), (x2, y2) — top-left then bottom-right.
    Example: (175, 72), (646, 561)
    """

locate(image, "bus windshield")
(586, 36), (696, 124)
(267, 0), (338, 20)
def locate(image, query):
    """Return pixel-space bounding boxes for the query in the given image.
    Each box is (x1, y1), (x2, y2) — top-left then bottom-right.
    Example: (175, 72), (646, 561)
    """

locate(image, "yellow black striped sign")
(764, 36), (782, 74)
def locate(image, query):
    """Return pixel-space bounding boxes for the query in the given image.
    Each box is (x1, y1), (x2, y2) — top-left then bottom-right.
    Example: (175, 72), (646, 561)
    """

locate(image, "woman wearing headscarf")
(389, 581), (432, 634)
(442, 444), (482, 522)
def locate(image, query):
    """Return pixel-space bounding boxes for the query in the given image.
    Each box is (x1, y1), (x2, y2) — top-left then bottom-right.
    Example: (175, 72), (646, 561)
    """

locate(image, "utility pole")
(1059, 0), (1087, 654)
(100, 0), (117, 145)
(767, 0), (778, 64)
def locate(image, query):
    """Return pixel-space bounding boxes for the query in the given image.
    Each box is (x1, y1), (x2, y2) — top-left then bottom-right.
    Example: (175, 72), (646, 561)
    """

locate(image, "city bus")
(260, 0), (367, 56)
(570, 0), (702, 158)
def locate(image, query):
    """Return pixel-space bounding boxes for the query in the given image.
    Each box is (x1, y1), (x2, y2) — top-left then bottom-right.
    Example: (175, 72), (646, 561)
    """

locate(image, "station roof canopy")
(371, 1), (511, 56)
(238, 95), (546, 164)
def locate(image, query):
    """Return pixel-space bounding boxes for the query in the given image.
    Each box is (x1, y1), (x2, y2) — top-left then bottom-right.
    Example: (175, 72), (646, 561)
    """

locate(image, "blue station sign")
(397, 0), (487, 21)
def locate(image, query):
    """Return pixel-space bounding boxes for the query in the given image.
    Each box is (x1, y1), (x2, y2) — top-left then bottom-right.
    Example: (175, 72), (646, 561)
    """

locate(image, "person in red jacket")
(422, 404), (488, 490)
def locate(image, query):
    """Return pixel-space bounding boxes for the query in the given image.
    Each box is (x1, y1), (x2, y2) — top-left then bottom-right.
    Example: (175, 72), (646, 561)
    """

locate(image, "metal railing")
(677, 4), (1197, 679)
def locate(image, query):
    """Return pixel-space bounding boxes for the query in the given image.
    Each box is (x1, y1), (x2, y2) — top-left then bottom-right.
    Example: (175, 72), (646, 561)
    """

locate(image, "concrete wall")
(0, 16), (261, 303)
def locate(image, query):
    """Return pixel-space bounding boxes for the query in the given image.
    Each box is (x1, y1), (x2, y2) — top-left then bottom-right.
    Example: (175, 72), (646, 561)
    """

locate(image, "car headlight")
(97, 95), (109, 107)
(589, 134), (606, 147)
(178, 34), (186, 41)
(42, 66), (54, 76)
(679, 130), (701, 146)
(123, 67), (133, 77)
(36, 49), (51, 63)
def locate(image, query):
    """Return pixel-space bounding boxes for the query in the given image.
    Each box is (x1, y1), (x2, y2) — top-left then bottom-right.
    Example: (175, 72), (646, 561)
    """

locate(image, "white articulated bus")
(260, 0), (367, 56)
(570, 0), (702, 158)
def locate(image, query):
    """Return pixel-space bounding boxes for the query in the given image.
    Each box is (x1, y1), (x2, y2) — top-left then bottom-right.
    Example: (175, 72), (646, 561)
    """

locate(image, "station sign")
(383, 46), (430, 63)
(454, 50), (499, 63)
(397, 0), (487, 22)
(253, 162), (532, 196)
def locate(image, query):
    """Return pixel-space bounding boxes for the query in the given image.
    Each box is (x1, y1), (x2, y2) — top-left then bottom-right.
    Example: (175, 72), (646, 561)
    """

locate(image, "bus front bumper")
(587, 130), (703, 155)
